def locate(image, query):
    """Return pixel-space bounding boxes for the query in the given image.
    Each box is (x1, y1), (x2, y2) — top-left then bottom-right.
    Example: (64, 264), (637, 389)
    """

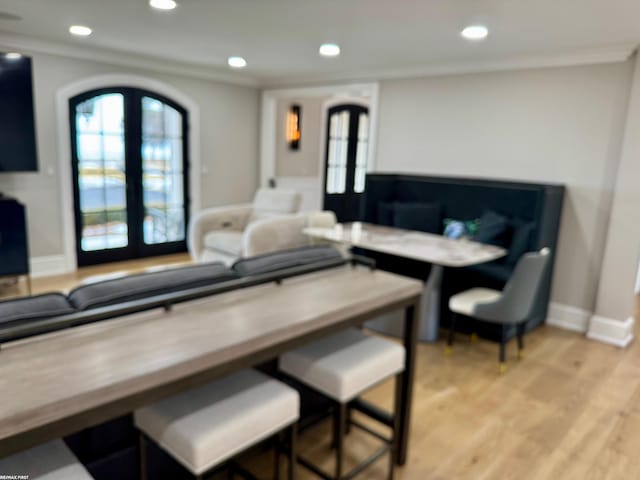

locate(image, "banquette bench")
(359, 173), (565, 341)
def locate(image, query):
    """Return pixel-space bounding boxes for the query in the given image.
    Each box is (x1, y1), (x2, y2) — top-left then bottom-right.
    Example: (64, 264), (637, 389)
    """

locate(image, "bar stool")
(279, 328), (405, 480)
(0, 440), (93, 479)
(134, 369), (299, 480)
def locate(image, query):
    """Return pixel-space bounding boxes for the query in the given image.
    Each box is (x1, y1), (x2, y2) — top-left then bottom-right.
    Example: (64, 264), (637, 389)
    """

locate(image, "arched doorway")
(69, 87), (190, 266)
(323, 103), (369, 222)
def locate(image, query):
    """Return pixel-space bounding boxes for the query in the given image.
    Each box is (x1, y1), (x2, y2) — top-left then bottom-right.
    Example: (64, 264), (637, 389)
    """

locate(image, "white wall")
(593, 55), (640, 322)
(275, 97), (326, 178)
(375, 61), (634, 312)
(0, 51), (260, 259)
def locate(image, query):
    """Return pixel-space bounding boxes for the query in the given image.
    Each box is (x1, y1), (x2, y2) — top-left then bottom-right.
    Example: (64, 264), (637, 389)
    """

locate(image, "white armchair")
(188, 188), (302, 264)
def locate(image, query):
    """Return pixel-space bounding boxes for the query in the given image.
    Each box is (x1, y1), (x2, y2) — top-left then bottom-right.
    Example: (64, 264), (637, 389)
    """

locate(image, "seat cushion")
(135, 370), (299, 475)
(0, 440), (93, 480)
(0, 293), (76, 329)
(279, 329), (405, 402)
(232, 245), (344, 276)
(449, 288), (502, 316)
(203, 230), (243, 256)
(68, 263), (237, 310)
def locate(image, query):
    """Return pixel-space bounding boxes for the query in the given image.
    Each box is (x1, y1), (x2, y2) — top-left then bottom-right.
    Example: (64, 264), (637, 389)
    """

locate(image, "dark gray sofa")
(0, 245), (346, 344)
(0, 245), (346, 480)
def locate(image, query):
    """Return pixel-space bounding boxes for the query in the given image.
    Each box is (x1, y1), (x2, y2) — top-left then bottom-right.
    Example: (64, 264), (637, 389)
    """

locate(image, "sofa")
(0, 245), (348, 480)
(359, 173), (565, 340)
(187, 188), (302, 264)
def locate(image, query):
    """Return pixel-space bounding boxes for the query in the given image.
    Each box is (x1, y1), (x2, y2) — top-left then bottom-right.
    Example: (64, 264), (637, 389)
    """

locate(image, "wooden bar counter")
(0, 265), (422, 464)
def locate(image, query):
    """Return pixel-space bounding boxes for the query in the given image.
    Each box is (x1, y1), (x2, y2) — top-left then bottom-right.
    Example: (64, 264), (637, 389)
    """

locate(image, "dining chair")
(447, 248), (551, 373)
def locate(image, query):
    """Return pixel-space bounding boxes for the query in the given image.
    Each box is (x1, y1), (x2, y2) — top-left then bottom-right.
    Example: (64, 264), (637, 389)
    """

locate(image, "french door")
(323, 104), (369, 222)
(70, 88), (189, 266)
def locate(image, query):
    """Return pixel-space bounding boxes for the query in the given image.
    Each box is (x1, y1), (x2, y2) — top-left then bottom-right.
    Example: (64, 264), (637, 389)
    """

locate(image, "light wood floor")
(3, 257), (639, 479)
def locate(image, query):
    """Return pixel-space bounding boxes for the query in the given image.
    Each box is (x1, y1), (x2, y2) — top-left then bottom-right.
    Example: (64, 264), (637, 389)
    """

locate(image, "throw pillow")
(443, 218), (479, 239)
(507, 218), (535, 265)
(377, 201), (396, 226)
(393, 202), (442, 234)
(475, 210), (509, 246)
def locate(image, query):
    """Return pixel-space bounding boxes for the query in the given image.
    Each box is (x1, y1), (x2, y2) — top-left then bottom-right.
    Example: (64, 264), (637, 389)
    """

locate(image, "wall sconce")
(286, 104), (301, 150)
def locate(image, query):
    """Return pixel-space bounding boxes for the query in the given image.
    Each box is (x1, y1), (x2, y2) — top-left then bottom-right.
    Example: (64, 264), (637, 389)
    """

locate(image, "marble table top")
(304, 222), (506, 268)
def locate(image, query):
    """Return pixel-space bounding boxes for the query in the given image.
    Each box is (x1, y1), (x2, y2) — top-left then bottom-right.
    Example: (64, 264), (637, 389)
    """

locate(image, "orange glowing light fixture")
(286, 104), (301, 150)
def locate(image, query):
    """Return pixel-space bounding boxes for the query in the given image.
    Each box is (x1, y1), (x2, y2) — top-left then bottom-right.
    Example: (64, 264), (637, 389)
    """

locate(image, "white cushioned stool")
(135, 369), (299, 480)
(0, 440), (93, 480)
(279, 329), (405, 480)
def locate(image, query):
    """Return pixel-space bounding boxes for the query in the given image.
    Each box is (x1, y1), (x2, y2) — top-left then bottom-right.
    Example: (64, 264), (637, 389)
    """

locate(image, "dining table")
(304, 222), (507, 341)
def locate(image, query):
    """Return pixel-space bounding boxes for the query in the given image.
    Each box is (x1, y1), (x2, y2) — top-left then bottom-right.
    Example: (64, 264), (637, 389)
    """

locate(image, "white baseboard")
(546, 302), (591, 333)
(587, 315), (635, 348)
(30, 255), (71, 278)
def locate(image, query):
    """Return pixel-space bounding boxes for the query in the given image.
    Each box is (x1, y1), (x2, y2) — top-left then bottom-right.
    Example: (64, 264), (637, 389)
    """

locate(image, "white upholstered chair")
(187, 188), (302, 264)
(0, 440), (93, 480)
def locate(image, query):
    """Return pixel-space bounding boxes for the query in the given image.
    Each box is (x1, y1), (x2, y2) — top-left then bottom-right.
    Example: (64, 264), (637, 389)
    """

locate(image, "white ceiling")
(0, 0), (638, 86)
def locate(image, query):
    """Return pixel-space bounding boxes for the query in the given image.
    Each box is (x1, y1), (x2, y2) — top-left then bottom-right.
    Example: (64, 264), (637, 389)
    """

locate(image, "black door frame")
(69, 87), (190, 267)
(322, 103), (369, 223)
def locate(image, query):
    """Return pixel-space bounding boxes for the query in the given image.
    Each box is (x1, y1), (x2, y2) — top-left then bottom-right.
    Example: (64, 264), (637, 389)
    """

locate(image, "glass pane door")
(323, 104), (369, 222)
(142, 96), (186, 245)
(75, 93), (128, 253)
(70, 88), (189, 266)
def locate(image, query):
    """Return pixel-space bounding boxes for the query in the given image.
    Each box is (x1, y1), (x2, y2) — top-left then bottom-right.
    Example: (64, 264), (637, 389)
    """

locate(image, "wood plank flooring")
(1, 256), (638, 479)
(256, 325), (639, 480)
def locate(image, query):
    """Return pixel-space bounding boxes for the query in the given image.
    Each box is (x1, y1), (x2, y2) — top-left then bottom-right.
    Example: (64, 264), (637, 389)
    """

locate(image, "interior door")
(70, 88), (189, 267)
(323, 104), (369, 222)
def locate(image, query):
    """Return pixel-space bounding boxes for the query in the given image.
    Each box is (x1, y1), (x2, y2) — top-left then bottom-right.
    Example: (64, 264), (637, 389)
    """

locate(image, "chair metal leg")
(499, 325), (507, 374)
(445, 313), (457, 355)
(288, 423), (297, 480)
(517, 323), (525, 360)
(335, 402), (347, 480)
(274, 434), (281, 480)
(331, 405), (339, 449)
(139, 433), (148, 480)
(388, 373), (403, 480)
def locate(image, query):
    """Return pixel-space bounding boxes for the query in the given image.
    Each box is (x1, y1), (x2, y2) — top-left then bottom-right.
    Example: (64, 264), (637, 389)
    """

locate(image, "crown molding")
(1, 31), (636, 89)
(261, 43), (638, 88)
(0, 31), (261, 87)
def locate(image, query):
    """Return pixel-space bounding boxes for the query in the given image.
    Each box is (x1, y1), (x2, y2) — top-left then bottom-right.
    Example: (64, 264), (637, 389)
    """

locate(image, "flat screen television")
(0, 52), (38, 172)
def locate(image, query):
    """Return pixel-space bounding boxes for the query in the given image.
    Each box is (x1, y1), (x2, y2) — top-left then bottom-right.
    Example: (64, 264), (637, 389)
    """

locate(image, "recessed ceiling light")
(149, 0), (177, 10)
(5, 52), (22, 60)
(69, 25), (92, 36)
(461, 25), (489, 41)
(319, 43), (341, 57)
(227, 56), (247, 68)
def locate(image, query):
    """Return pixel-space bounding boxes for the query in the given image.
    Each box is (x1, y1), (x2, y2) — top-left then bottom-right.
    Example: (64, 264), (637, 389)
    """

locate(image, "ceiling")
(0, 0), (638, 86)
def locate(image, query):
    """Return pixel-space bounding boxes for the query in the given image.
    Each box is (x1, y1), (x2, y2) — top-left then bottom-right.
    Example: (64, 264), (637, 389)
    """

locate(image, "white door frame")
(259, 83), (380, 191)
(56, 73), (201, 272)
